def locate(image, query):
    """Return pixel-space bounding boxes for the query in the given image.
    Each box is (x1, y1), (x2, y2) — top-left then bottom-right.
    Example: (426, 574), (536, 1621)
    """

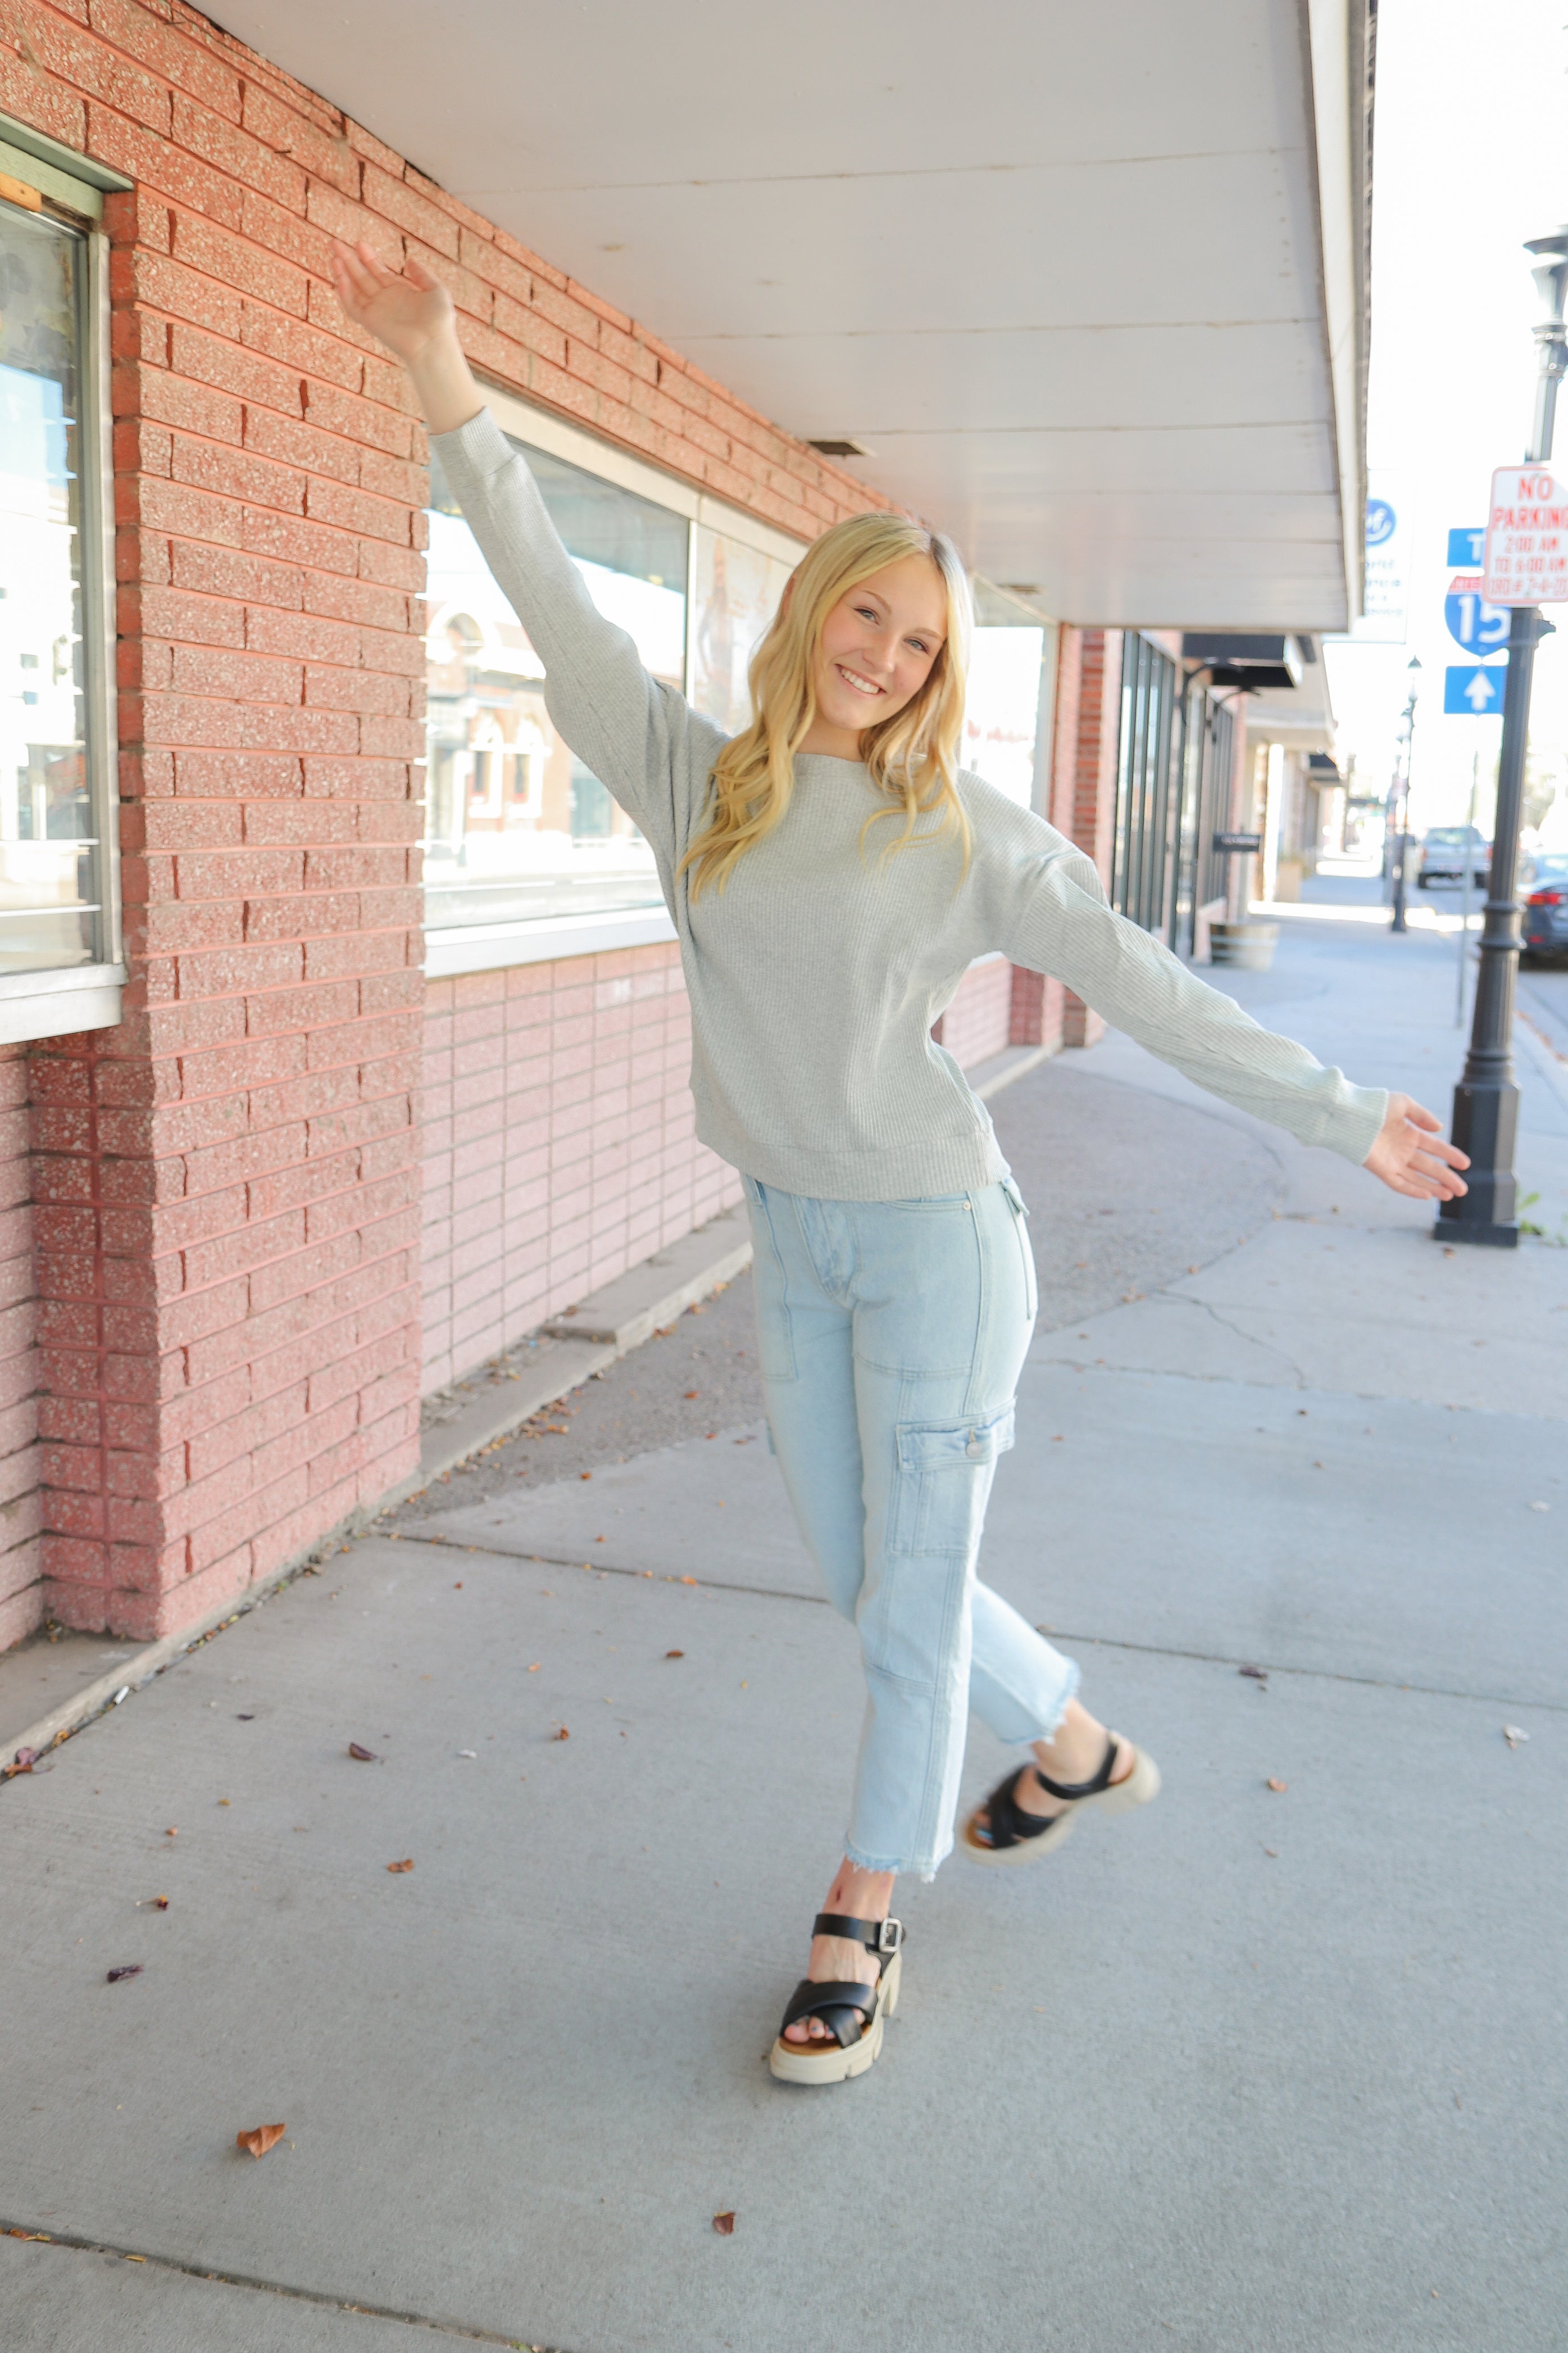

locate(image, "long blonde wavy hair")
(680, 511), (973, 900)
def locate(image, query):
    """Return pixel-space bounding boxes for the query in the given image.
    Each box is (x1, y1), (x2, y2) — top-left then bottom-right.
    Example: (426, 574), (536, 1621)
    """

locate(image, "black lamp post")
(1439, 226), (1568, 1246)
(1389, 658), (1421, 933)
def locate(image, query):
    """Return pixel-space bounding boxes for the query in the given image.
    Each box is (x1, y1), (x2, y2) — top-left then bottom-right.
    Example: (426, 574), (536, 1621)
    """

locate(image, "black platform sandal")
(961, 1733), (1160, 1866)
(767, 1913), (904, 2085)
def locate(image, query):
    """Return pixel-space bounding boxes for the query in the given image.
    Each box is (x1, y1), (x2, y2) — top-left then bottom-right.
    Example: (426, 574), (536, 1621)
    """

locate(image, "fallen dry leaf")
(1267, 1778), (1288, 1793)
(712, 2211), (735, 2236)
(386, 1858), (414, 1873)
(553, 1728), (570, 1742)
(136, 1896), (169, 1910)
(680, 1575), (698, 1586)
(236, 2123), (285, 2158)
(580, 1472), (592, 1481)
(106, 1965), (142, 1983)
(684, 1390), (700, 1399)
(1262, 1847), (1279, 1859)
(1503, 1725), (1529, 1749)
(666, 1649), (685, 1659)
(348, 1743), (378, 1762)
(165, 1827), (178, 1837)
(527, 1662), (540, 1672)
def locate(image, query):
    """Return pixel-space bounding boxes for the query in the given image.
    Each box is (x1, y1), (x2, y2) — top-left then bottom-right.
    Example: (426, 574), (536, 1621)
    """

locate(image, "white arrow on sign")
(1465, 671), (1499, 711)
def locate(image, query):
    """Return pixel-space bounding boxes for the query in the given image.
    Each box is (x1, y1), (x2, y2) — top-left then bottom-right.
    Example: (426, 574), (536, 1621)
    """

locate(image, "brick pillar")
(30, 176), (425, 1643)
(1048, 627), (1122, 1049)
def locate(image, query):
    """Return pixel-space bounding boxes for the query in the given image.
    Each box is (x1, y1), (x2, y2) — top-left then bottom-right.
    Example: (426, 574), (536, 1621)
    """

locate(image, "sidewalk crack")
(0, 2221), (567, 2347)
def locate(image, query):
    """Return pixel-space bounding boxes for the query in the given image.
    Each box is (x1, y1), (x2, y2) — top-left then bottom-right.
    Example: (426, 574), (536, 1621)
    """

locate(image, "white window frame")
(0, 119), (130, 1041)
(423, 380), (807, 980)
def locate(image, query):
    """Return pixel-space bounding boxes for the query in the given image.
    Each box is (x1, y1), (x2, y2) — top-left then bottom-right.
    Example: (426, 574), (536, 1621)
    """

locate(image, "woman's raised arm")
(328, 241), (722, 867)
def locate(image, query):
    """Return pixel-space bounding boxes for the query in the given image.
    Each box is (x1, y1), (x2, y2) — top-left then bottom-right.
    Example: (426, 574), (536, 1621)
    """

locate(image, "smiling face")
(802, 554), (949, 758)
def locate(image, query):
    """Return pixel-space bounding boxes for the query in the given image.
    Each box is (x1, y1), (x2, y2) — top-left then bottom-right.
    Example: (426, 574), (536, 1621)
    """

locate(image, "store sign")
(1352, 472), (1409, 641)
(1482, 466), (1568, 606)
(1212, 832), (1263, 854)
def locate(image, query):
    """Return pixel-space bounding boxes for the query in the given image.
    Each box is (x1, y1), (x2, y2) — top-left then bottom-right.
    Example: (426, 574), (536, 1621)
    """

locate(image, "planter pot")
(1209, 921), (1279, 972)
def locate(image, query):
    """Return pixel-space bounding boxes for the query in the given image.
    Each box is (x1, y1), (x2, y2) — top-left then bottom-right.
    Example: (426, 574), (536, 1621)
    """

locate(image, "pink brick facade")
(0, 1052), (43, 1653)
(421, 946), (739, 1393)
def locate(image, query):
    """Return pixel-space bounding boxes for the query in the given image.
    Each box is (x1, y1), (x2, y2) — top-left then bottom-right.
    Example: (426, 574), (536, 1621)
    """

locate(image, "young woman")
(332, 241), (1468, 2088)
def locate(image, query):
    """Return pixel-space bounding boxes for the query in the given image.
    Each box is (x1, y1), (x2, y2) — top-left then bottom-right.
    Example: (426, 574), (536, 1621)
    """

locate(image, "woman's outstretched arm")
(989, 829), (1467, 1203)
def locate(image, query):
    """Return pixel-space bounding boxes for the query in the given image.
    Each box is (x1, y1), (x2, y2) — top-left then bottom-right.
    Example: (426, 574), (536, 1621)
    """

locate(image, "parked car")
(1417, 826), (1490, 887)
(1522, 851), (1568, 960)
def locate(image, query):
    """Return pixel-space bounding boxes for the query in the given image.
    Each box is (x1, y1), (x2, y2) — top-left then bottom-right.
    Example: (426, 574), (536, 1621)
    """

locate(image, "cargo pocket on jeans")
(891, 1404), (1016, 1557)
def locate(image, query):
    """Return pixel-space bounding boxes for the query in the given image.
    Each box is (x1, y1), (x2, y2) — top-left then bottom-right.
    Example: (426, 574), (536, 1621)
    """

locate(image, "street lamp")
(1439, 226), (1568, 1246)
(1389, 657), (1420, 933)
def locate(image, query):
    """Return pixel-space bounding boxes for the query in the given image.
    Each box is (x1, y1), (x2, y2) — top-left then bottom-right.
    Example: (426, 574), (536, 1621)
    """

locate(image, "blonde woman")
(332, 242), (1468, 2088)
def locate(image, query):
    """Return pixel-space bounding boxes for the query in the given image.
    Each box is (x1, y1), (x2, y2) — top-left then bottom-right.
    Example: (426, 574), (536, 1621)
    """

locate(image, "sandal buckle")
(876, 1917), (903, 1954)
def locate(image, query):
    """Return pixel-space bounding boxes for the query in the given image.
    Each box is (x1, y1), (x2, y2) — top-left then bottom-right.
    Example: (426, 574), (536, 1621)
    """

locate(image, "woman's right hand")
(329, 239), (454, 366)
(329, 240), (482, 437)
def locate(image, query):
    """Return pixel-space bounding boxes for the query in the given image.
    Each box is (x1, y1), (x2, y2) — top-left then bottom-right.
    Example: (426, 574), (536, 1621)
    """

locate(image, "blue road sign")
(1444, 578), (1510, 654)
(1366, 498), (1397, 546)
(1447, 526), (1487, 568)
(1444, 664), (1506, 715)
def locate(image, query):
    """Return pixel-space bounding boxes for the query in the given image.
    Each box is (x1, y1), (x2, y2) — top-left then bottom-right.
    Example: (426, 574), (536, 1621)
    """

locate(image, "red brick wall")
(422, 946), (738, 1393)
(3, 0), (887, 1645)
(1049, 627), (1123, 1049)
(0, 1051), (42, 1651)
(931, 957), (1013, 1072)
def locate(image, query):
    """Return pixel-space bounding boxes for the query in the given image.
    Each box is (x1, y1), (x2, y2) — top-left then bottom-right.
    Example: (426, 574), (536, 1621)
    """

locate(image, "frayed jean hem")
(843, 1833), (953, 1884)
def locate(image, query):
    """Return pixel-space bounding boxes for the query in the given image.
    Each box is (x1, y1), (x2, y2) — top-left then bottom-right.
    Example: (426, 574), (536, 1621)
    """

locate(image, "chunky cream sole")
(960, 1739), (1161, 1867)
(767, 1950), (902, 2085)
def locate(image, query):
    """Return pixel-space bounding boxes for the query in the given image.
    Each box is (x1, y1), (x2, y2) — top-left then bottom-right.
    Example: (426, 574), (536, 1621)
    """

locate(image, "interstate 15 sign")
(1482, 466), (1568, 605)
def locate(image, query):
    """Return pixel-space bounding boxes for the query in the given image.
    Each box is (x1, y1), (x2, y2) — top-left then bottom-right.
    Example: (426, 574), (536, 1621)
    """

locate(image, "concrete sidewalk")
(3, 896), (1566, 2353)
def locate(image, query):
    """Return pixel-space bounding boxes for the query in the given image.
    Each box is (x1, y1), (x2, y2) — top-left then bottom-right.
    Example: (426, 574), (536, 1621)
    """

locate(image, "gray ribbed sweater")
(435, 410), (1387, 1199)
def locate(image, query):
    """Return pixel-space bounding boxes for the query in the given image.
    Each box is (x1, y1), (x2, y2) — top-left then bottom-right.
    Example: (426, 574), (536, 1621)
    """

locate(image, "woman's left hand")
(1363, 1093), (1469, 1200)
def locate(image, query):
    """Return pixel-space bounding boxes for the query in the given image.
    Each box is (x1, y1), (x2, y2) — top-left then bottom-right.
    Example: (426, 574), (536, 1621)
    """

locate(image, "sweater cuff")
(1333, 1082), (1389, 1167)
(431, 405), (515, 483)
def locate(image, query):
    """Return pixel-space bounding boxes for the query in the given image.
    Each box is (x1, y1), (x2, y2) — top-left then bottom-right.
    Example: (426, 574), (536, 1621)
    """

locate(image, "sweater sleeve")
(984, 817), (1387, 1165)
(429, 408), (726, 871)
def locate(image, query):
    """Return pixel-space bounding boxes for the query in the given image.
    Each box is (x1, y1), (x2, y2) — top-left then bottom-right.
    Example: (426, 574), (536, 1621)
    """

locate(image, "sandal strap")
(779, 1976), (879, 2048)
(1033, 1734), (1121, 1803)
(812, 1912), (903, 1954)
(974, 1767), (1053, 1849)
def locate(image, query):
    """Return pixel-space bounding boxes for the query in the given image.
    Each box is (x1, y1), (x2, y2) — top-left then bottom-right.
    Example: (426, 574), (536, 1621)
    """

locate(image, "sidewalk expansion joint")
(392, 1536), (1565, 1713)
(393, 1529), (830, 1611)
(1, 2219), (571, 2349)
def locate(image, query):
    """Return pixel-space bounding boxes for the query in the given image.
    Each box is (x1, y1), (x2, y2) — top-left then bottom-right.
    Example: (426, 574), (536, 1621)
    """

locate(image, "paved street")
(4, 890), (1566, 2353)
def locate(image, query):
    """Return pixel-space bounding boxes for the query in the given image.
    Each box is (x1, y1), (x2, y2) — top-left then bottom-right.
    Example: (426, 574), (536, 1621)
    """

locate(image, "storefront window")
(0, 196), (104, 973)
(425, 438), (687, 932)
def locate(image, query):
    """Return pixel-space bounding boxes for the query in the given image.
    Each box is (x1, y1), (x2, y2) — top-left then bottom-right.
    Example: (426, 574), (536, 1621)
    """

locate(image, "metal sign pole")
(1439, 230), (1568, 1247)
(1456, 753), (1478, 1028)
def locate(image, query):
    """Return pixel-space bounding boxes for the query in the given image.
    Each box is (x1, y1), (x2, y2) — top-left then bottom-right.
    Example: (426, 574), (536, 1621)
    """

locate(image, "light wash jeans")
(742, 1176), (1080, 1878)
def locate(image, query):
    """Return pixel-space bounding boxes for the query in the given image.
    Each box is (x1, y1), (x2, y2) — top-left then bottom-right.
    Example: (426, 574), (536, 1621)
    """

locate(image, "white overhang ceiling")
(208, 0), (1368, 631)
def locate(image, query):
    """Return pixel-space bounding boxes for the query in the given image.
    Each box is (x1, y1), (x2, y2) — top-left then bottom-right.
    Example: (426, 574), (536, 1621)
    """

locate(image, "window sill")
(423, 907), (678, 977)
(0, 962), (125, 1045)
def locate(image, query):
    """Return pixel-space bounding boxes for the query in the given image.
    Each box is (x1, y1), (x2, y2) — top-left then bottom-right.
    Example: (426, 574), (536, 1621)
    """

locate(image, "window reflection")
(424, 439), (807, 935)
(425, 438), (683, 931)
(0, 202), (98, 973)
(690, 523), (793, 736)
